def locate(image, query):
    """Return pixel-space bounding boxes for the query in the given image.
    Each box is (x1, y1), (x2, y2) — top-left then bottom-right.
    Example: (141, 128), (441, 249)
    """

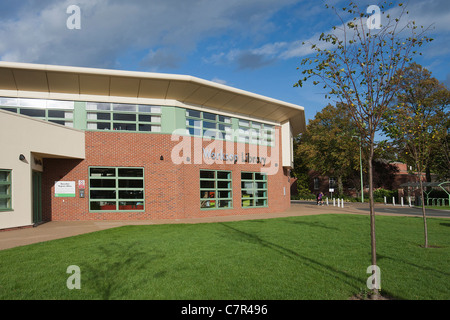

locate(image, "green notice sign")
(55, 181), (76, 197)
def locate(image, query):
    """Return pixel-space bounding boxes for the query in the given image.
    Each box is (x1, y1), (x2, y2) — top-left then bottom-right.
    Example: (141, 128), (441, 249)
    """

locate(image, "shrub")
(373, 188), (397, 202)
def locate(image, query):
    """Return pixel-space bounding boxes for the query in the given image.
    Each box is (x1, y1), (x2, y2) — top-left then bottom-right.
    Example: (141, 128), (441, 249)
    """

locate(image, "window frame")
(200, 169), (233, 210)
(85, 102), (162, 133)
(186, 110), (232, 141)
(0, 106), (74, 128)
(0, 169), (12, 211)
(88, 166), (145, 212)
(238, 120), (274, 146)
(313, 177), (320, 190)
(241, 171), (268, 208)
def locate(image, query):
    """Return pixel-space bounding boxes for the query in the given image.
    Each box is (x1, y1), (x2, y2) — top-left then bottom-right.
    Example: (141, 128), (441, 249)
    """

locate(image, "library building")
(0, 61), (305, 230)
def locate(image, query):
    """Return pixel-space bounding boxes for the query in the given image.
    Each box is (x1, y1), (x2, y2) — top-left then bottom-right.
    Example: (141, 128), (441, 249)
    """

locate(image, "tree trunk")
(425, 166), (431, 183)
(337, 175), (344, 196)
(418, 176), (428, 248)
(368, 141), (379, 297)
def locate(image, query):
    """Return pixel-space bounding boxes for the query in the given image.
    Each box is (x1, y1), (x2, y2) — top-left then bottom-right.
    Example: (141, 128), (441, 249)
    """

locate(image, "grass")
(0, 214), (449, 300)
(426, 205), (450, 211)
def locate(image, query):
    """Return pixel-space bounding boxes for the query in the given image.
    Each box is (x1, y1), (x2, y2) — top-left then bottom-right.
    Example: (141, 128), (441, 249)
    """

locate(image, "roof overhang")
(0, 61), (306, 135)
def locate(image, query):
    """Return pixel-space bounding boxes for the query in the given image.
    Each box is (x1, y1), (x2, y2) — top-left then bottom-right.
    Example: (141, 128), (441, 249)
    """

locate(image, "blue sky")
(0, 0), (448, 125)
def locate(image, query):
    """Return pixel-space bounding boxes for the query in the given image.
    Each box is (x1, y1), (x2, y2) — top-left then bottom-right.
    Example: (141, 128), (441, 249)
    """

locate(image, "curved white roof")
(0, 61), (305, 134)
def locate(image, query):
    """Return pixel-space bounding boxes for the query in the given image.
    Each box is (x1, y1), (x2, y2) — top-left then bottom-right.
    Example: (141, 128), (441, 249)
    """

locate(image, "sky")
(0, 0), (449, 125)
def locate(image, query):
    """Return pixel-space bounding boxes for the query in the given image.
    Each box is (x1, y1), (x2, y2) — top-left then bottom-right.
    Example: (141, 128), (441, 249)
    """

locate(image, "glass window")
(203, 121), (216, 129)
(189, 127), (201, 136)
(97, 122), (111, 130)
(0, 97), (19, 106)
(47, 110), (66, 118)
(187, 110), (201, 118)
(0, 170), (12, 210)
(218, 115), (231, 123)
(113, 113), (136, 121)
(46, 100), (74, 109)
(139, 124), (152, 132)
(203, 112), (216, 121)
(314, 178), (319, 190)
(0, 107), (17, 113)
(118, 168), (143, 177)
(87, 102), (110, 111)
(96, 113), (110, 120)
(48, 120), (66, 125)
(239, 120), (249, 127)
(90, 179), (115, 188)
(20, 108), (45, 117)
(200, 170), (232, 209)
(113, 123), (136, 131)
(187, 119), (201, 127)
(241, 172), (267, 208)
(113, 104), (136, 112)
(19, 98), (47, 108)
(85, 102), (162, 133)
(139, 115), (152, 122)
(89, 167), (144, 212)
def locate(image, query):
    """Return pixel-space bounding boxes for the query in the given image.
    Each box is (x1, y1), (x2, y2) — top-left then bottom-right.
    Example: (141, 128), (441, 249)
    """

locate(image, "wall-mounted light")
(19, 154), (25, 161)
(160, 155), (164, 161)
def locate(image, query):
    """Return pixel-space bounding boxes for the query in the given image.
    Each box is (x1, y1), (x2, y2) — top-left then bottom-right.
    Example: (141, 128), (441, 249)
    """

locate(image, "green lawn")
(0, 214), (449, 300)
(426, 205), (450, 211)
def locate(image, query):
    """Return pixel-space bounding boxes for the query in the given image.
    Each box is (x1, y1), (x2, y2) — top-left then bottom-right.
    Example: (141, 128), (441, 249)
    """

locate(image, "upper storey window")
(186, 109), (232, 140)
(86, 103), (161, 132)
(238, 120), (274, 146)
(0, 98), (74, 128)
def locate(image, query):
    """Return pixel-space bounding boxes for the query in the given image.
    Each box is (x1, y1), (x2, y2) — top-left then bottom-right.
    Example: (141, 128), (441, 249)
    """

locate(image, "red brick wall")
(42, 129), (290, 221)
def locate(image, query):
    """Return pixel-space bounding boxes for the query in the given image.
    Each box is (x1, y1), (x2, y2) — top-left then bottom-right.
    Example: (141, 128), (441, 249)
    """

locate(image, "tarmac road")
(292, 200), (450, 218)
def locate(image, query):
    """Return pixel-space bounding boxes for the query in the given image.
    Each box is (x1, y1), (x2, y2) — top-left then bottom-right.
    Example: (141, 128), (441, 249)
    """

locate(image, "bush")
(291, 193), (316, 201)
(373, 188), (397, 202)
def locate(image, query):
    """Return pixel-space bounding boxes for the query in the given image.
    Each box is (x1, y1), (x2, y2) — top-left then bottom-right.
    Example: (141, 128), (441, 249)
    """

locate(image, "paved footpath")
(0, 201), (448, 251)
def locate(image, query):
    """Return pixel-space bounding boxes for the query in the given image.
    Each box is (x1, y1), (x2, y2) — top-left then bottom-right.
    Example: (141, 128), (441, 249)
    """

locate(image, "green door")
(32, 171), (42, 224)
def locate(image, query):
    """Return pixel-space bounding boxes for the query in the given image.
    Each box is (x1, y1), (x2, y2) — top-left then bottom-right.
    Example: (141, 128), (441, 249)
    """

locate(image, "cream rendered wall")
(281, 121), (294, 169)
(0, 110), (85, 230)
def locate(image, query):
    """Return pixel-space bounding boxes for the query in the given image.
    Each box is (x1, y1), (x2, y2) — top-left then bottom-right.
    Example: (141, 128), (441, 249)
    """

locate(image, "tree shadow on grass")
(218, 222), (384, 298)
(279, 219), (340, 231)
(81, 241), (165, 299)
(377, 253), (450, 277)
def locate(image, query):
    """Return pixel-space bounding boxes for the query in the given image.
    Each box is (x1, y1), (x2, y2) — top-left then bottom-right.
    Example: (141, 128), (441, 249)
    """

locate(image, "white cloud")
(205, 0), (450, 70)
(0, 0), (299, 70)
(211, 77), (228, 85)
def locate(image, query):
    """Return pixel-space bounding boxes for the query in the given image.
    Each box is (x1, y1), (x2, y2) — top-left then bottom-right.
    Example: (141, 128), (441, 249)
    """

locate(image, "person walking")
(317, 192), (323, 205)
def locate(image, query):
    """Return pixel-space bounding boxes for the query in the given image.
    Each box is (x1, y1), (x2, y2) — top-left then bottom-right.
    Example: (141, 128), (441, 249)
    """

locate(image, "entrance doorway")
(32, 171), (42, 224)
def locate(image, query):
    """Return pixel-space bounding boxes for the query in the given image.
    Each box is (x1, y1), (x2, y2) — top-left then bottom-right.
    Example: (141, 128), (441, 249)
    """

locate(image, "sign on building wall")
(55, 181), (76, 197)
(31, 154), (44, 172)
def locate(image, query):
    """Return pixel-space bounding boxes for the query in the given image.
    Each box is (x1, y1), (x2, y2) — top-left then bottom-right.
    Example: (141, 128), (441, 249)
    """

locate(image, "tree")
(294, 1), (432, 297)
(292, 135), (314, 198)
(429, 131), (450, 180)
(382, 63), (449, 248)
(296, 103), (361, 196)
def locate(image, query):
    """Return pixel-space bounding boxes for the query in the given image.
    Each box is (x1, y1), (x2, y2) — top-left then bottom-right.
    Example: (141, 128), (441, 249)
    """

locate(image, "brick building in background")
(0, 62), (305, 230)
(290, 160), (430, 199)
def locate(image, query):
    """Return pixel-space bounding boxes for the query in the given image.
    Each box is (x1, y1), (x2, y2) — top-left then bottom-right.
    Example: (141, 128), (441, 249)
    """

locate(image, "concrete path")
(0, 201), (448, 251)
